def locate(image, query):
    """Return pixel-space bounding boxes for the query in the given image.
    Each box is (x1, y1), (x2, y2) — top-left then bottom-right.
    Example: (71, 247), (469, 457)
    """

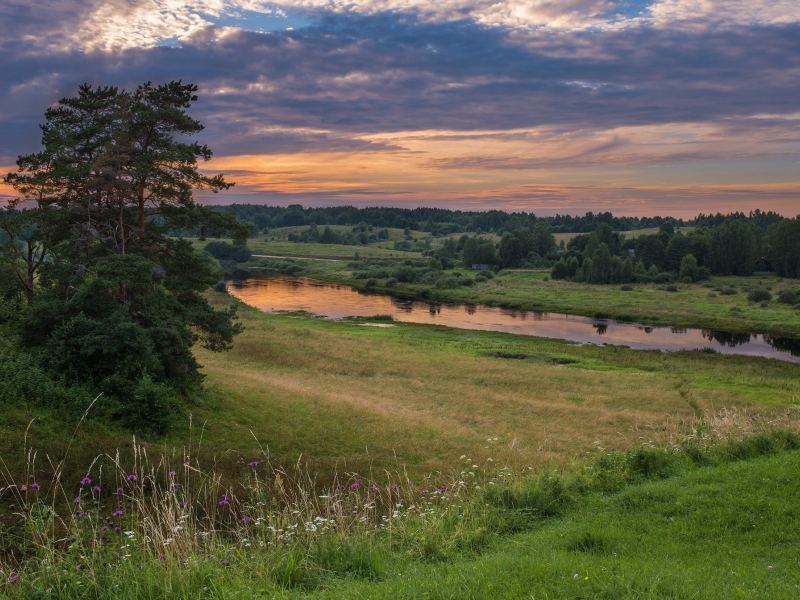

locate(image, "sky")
(1, 0), (799, 217)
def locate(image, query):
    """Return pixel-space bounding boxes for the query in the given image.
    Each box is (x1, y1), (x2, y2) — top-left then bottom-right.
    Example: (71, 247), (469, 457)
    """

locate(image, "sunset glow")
(2, 0), (799, 216)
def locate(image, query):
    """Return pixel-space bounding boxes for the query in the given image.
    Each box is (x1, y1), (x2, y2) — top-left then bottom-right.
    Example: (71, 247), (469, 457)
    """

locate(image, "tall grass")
(1, 407), (798, 596)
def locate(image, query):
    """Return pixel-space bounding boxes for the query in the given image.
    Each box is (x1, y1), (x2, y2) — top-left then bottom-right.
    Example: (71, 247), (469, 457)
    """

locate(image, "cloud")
(1, 4), (799, 215)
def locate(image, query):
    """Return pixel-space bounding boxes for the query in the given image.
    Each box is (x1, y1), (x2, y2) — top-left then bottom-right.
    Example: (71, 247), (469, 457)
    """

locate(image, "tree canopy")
(1, 81), (249, 432)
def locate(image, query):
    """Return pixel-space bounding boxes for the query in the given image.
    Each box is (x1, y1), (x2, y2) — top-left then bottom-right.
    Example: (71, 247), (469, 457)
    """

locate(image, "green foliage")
(769, 216), (800, 277)
(707, 219), (758, 275)
(204, 241), (252, 262)
(679, 253), (699, 282)
(0, 82), (247, 432)
(747, 288), (772, 303)
(461, 236), (497, 268)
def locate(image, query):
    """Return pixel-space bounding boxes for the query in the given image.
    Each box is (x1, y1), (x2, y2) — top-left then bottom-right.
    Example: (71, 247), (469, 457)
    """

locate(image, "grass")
(2, 430), (799, 598)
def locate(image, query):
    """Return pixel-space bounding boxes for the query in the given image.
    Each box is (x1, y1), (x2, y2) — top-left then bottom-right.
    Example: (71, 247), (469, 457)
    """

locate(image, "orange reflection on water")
(227, 276), (800, 363)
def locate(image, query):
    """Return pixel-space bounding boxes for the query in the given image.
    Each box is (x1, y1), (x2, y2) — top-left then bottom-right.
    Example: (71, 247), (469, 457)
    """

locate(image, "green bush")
(212, 280), (227, 293)
(777, 289), (798, 305)
(203, 241), (252, 263)
(720, 287), (738, 295)
(747, 288), (772, 303)
(620, 284), (634, 291)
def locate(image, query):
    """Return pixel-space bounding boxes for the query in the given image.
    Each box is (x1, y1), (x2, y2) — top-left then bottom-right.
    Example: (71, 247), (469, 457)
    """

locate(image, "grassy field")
(189, 293), (800, 475)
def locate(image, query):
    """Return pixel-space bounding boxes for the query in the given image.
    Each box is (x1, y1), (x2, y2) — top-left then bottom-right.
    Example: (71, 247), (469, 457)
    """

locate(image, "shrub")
(747, 289), (772, 303)
(204, 241), (252, 263)
(474, 275), (488, 283)
(620, 284), (634, 291)
(720, 287), (738, 295)
(680, 276), (693, 284)
(653, 273), (673, 284)
(212, 280), (228, 293)
(385, 277), (397, 287)
(365, 278), (378, 288)
(777, 289), (798, 305)
(664, 284), (678, 292)
(707, 292), (717, 298)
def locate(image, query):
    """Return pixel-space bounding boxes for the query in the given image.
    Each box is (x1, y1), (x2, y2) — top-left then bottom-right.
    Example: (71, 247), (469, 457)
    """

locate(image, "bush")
(365, 278), (378, 288)
(653, 273), (673, 284)
(385, 277), (397, 287)
(720, 287), (738, 295)
(747, 289), (772, 303)
(707, 292), (717, 298)
(664, 284), (678, 292)
(620, 284), (634, 291)
(680, 276), (693, 284)
(777, 289), (798, 305)
(213, 280), (227, 293)
(474, 275), (488, 283)
(203, 241), (252, 263)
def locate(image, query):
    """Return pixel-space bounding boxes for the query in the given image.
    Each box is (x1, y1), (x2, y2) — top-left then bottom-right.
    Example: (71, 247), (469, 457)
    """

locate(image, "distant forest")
(199, 204), (786, 237)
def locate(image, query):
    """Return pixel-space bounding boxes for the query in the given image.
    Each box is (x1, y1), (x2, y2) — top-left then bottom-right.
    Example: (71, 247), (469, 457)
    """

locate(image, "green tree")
(706, 220), (756, 275)
(679, 254), (699, 282)
(769, 217), (800, 278)
(3, 82), (249, 432)
(531, 222), (556, 256)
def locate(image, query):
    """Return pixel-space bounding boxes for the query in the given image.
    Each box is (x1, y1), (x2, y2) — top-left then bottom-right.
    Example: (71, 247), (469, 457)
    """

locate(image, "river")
(227, 276), (800, 363)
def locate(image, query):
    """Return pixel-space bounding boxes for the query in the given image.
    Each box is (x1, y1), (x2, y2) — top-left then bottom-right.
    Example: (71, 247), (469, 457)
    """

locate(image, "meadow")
(2, 287), (800, 597)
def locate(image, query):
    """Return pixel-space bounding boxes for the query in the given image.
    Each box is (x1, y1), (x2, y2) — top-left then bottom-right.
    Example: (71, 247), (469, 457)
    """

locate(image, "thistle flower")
(127, 474), (137, 481)
(172, 483), (180, 489)
(219, 494), (230, 506)
(113, 510), (123, 517)
(20, 486), (26, 492)
(80, 477), (91, 486)
(248, 461), (259, 467)
(73, 497), (81, 505)
(241, 516), (252, 523)
(168, 471), (176, 478)
(31, 483), (40, 491)
(574, 574), (579, 580)
(92, 486), (101, 494)
(116, 487), (124, 495)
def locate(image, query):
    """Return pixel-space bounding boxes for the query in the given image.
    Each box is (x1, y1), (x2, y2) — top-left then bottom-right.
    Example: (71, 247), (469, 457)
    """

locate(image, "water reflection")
(228, 276), (800, 363)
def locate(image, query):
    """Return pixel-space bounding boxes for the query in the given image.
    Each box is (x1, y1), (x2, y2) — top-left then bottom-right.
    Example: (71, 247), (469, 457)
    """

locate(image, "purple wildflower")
(80, 477), (91, 486)
(370, 485), (378, 493)
(73, 497), (81, 505)
(127, 474), (137, 481)
(76, 564), (83, 570)
(422, 489), (428, 495)
(248, 461), (259, 467)
(337, 484), (346, 490)
(574, 574), (579, 580)
(113, 510), (123, 517)
(392, 484), (399, 491)
(407, 480), (413, 486)
(179, 502), (185, 509)
(160, 554), (167, 561)
(219, 494), (230, 506)
(6, 573), (19, 584)
(116, 487), (124, 495)
(114, 527), (120, 532)
(441, 485), (448, 492)
(101, 526), (108, 532)
(168, 471), (176, 478)
(20, 485), (26, 492)
(31, 482), (40, 491)
(92, 486), (101, 494)
(351, 483), (359, 490)
(172, 483), (180, 489)
(241, 516), (252, 523)
(768, 566), (773, 570)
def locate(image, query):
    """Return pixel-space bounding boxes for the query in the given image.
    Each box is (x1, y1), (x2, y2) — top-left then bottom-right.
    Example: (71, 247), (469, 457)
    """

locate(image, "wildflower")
(70, 537), (77, 543)
(392, 484), (398, 491)
(168, 471), (176, 478)
(92, 486), (101, 494)
(351, 483), (359, 490)
(219, 494), (230, 506)
(73, 497), (81, 505)
(422, 489), (428, 495)
(172, 483), (180, 489)
(768, 566), (773, 570)
(407, 480), (413, 486)
(116, 487), (124, 495)
(160, 554), (167, 561)
(241, 516), (252, 523)
(101, 526), (108, 532)
(336, 484), (346, 490)
(441, 485), (448, 492)
(76, 565), (83, 570)
(574, 574), (579, 580)
(179, 502), (185, 509)
(113, 510), (123, 517)
(127, 474), (137, 481)
(81, 477), (91, 485)
(114, 527), (120, 532)
(20, 485), (26, 492)
(6, 573), (19, 584)
(370, 485), (378, 493)
(31, 482), (40, 491)
(248, 461), (259, 467)
(585, 577), (589, 580)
